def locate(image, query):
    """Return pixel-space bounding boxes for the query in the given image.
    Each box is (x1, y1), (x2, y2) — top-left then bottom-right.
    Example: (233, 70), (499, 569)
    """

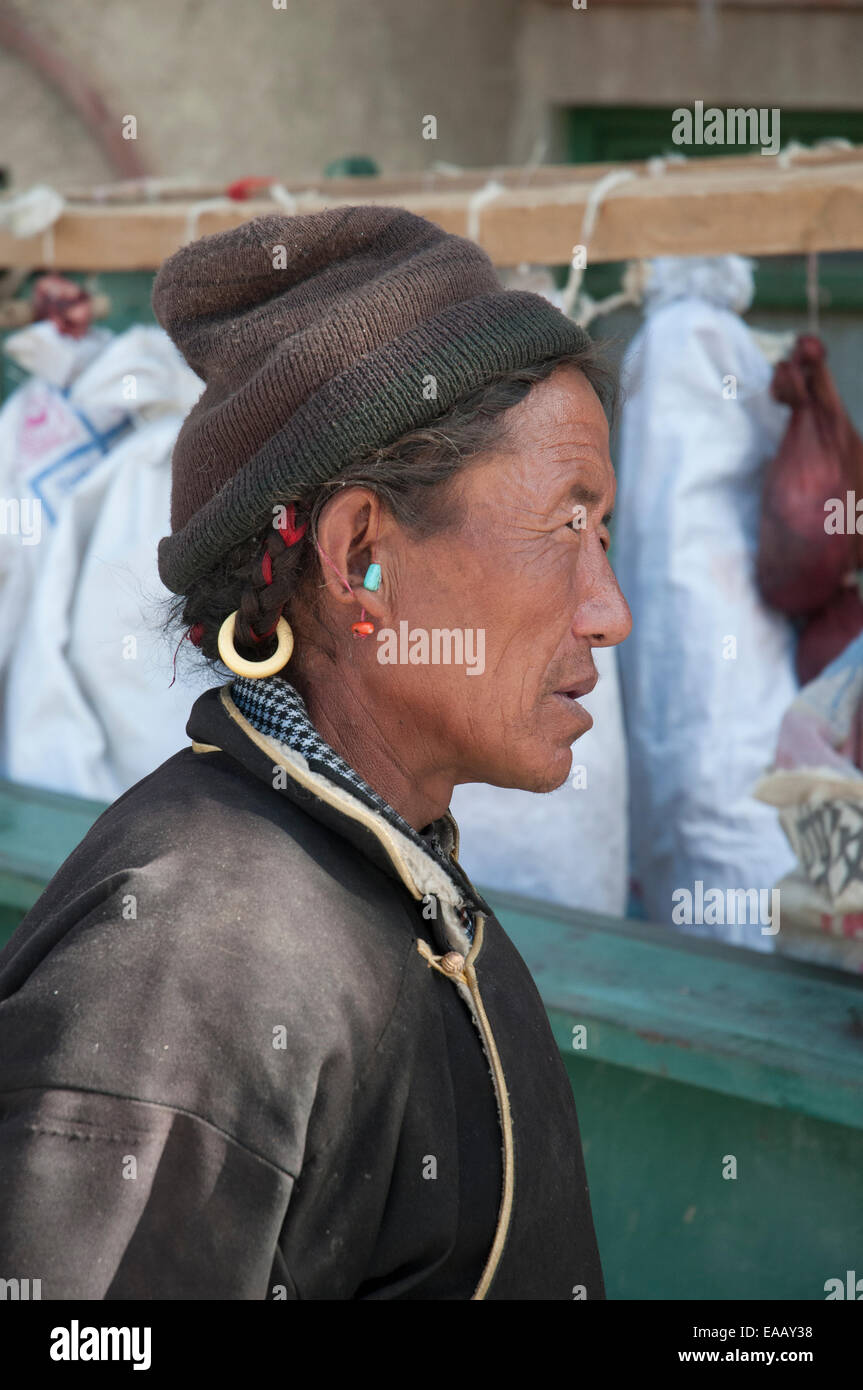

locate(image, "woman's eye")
(565, 518), (610, 552)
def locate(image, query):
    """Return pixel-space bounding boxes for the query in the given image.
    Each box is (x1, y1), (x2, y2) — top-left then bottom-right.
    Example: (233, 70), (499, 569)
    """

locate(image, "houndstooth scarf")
(230, 674), (475, 941)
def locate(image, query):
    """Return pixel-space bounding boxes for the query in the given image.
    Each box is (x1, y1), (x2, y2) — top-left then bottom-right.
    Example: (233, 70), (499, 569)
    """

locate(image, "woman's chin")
(496, 745), (575, 794)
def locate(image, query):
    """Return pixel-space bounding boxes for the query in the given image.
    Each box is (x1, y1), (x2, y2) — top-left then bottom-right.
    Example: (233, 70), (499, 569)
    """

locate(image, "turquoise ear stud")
(363, 562), (382, 591)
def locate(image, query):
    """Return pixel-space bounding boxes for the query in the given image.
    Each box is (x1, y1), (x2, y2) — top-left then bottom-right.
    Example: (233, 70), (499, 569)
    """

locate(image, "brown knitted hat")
(152, 204), (592, 595)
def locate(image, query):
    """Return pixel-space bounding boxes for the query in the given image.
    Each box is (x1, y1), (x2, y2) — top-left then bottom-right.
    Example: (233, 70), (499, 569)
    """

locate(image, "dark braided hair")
(167, 346), (616, 671)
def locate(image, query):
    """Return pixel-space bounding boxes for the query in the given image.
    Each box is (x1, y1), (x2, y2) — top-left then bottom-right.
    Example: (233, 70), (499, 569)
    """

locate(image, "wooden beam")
(3, 150), (863, 269)
(54, 145), (863, 203)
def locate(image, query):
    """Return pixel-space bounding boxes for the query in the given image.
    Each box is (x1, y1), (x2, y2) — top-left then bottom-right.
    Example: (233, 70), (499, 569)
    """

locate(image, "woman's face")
(359, 363), (633, 795)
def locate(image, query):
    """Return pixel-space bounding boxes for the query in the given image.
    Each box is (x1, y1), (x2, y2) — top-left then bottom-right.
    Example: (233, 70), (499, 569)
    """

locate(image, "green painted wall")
(564, 1054), (863, 1301)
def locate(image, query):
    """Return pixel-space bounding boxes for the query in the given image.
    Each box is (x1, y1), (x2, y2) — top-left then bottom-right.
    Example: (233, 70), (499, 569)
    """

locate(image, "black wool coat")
(0, 684), (605, 1300)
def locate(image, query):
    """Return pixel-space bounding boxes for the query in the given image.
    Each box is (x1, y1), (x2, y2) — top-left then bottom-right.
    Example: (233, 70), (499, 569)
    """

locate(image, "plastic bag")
(614, 255), (799, 948)
(1, 326), (207, 797)
(0, 322), (125, 689)
(754, 627), (863, 917)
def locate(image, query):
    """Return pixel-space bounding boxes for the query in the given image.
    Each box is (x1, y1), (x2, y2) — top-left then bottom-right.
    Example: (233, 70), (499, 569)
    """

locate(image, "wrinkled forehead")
(501, 364), (609, 452)
(473, 370), (614, 510)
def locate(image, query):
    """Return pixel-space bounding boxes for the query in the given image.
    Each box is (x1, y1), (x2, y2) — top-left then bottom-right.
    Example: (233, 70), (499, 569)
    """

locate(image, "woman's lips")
(553, 674), (598, 701)
(552, 691), (593, 724)
(551, 674), (597, 727)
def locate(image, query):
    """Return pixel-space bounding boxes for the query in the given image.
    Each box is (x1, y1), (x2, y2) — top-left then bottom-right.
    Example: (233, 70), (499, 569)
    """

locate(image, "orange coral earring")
(352, 608), (375, 639)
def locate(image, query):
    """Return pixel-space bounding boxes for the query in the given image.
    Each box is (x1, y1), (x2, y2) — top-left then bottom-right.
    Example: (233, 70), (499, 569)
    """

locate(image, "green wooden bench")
(498, 892), (863, 1300)
(1, 775), (861, 1300)
(0, 778), (109, 942)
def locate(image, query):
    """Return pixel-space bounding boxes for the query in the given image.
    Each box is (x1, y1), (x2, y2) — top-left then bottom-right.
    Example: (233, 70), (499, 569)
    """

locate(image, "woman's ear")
(315, 488), (389, 622)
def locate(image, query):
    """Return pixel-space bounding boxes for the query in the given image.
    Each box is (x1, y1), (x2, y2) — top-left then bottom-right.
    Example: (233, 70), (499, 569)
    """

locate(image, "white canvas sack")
(614, 256), (799, 949)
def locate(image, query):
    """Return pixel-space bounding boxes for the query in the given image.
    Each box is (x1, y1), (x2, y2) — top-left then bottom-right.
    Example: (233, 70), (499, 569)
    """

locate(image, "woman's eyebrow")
(559, 481), (614, 526)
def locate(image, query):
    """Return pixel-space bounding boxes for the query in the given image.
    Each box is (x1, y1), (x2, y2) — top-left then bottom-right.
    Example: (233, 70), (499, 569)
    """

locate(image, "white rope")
(269, 183), (299, 214)
(270, 184), (330, 216)
(777, 139), (808, 171)
(773, 138), (849, 329)
(807, 250), (820, 335)
(516, 135), (548, 186)
(774, 138), (852, 330)
(466, 178), (506, 242)
(645, 153), (688, 177)
(776, 136), (852, 171)
(573, 259), (652, 330)
(184, 196), (236, 244)
(428, 161), (464, 177)
(560, 168), (637, 319)
(142, 176), (179, 202)
(582, 168), (636, 246)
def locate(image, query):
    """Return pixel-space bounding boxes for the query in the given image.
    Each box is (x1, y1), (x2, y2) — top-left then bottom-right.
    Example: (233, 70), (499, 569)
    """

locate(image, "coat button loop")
(440, 951), (465, 975)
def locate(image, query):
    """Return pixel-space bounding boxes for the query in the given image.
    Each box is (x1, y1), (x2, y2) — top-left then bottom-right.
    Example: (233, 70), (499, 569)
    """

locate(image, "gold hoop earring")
(217, 612), (294, 679)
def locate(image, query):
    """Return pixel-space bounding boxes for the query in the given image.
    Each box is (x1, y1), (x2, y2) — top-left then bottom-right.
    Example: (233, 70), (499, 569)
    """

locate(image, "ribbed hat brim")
(158, 288), (590, 593)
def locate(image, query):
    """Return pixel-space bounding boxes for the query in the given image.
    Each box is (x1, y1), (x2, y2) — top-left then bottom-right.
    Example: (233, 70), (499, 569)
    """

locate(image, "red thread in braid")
(248, 535), (280, 641)
(243, 505), (304, 647)
(277, 503), (307, 547)
(248, 618), (280, 643)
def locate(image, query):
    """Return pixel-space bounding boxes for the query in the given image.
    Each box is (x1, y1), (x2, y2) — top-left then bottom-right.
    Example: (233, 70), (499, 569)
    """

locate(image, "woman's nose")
(575, 551), (633, 648)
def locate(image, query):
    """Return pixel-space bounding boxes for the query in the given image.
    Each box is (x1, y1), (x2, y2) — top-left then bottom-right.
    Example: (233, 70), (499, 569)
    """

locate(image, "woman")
(0, 206), (631, 1299)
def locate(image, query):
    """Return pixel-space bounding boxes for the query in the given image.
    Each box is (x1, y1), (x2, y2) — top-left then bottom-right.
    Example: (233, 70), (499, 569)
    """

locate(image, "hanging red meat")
(795, 583), (863, 687)
(756, 335), (862, 618)
(30, 273), (94, 339)
(756, 335), (863, 684)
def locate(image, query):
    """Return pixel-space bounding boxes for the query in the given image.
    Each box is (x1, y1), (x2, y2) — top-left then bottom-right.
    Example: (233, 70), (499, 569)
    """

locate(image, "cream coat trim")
(207, 688), (511, 1298)
(442, 809), (460, 862)
(216, 688), (473, 958)
(416, 912), (515, 1301)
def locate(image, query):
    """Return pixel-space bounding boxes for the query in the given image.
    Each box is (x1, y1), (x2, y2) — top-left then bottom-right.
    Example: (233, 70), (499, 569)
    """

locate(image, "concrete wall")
(3, 2), (863, 192)
(0, 0), (523, 188)
(514, 2), (863, 162)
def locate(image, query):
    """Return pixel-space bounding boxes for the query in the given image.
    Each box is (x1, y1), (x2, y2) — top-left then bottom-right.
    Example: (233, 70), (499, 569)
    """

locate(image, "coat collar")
(229, 672), (457, 865)
(186, 684), (493, 958)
